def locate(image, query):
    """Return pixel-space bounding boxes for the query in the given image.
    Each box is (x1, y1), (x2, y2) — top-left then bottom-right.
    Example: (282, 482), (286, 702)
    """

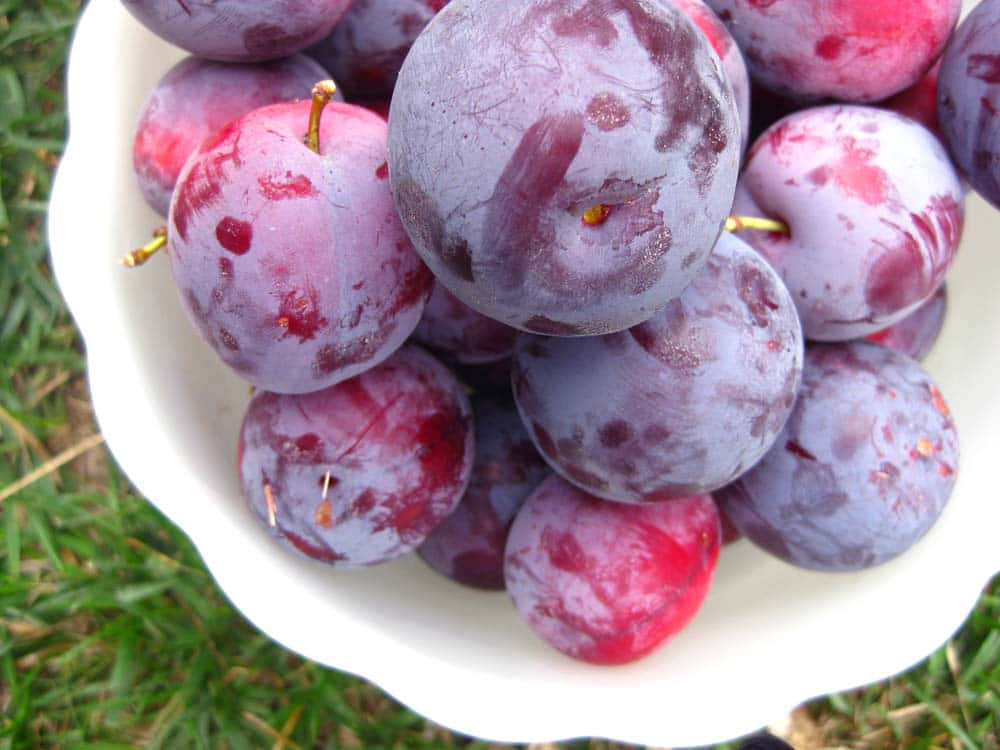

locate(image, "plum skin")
(167, 100), (433, 394)
(717, 341), (959, 572)
(511, 231), (803, 503)
(121, 0), (354, 63)
(238, 345), (475, 568)
(705, 0), (960, 102)
(388, 0), (741, 336)
(734, 105), (964, 341)
(504, 475), (720, 665)
(937, 0), (1000, 209)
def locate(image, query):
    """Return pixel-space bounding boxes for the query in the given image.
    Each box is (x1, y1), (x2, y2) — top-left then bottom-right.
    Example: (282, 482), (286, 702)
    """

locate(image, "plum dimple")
(239, 346), (475, 568)
(717, 340), (958, 572)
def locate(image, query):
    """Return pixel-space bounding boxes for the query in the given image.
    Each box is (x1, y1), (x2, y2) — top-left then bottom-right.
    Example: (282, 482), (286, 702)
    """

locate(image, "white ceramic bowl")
(48, 1), (999, 746)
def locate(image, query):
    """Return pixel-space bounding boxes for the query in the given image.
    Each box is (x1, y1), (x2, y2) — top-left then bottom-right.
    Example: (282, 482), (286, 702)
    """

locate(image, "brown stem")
(307, 80), (338, 154)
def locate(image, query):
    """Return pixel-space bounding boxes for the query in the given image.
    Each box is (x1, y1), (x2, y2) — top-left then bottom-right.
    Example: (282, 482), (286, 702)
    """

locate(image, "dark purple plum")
(717, 340), (959, 572)
(734, 105), (964, 341)
(307, 0), (450, 101)
(504, 475), (720, 664)
(511, 231), (803, 503)
(418, 395), (549, 589)
(865, 284), (947, 361)
(167, 95), (433, 394)
(705, 0), (960, 102)
(238, 345), (475, 568)
(938, 0), (1000, 209)
(121, 0), (353, 62)
(389, 0), (741, 336)
(411, 281), (519, 365)
(133, 54), (333, 217)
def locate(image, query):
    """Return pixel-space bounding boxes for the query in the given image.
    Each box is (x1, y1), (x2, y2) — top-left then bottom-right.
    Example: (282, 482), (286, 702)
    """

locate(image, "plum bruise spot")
(482, 112), (585, 289)
(275, 288), (329, 341)
(599, 420), (633, 448)
(218, 257), (233, 278)
(968, 54), (1000, 83)
(375, 161), (389, 179)
(807, 165), (831, 186)
(815, 35), (844, 60)
(586, 93), (631, 131)
(865, 232), (924, 314)
(294, 432), (323, 458)
(550, 3), (619, 47)
(219, 328), (240, 351)
(643, 424), (671, 445)
(833, 136), (889, 206)
(736, 263), (780, 327)
(542, 527), (590, 573)
(257, 172), (318, 200)
(243, 23), (315, 58)
(215, 216), (253, 254)
(414, 410), (468, 489)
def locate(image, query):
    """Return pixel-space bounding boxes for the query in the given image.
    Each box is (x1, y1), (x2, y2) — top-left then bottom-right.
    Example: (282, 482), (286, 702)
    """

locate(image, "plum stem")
(725, 215), (790, 235)
(121, 226), (167, 267)
(582, 204), (611, 226)
(307, 80), (338, 154)
(263, 482), (277, 527)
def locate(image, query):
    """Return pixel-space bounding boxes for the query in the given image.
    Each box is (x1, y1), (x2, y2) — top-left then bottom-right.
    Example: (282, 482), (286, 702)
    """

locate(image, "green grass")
(1, 2), (998, 748)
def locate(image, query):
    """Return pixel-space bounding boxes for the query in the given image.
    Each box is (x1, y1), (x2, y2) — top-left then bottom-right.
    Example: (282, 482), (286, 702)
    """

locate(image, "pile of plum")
(122, 0), (999, 665)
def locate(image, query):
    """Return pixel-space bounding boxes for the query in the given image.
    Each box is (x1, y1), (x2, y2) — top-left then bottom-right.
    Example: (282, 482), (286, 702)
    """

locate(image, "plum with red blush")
(167, 90), (433, 394)
(733, 105), (964, 341)
(504, 475), (720, 664)
(239, 345), (475, 567)
(705, 0), (960, 102)
(133, 54), (334, 217)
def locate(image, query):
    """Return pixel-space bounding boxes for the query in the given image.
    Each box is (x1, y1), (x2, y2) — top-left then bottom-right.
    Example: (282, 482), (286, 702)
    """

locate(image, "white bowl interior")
(48, 0), (999, 746)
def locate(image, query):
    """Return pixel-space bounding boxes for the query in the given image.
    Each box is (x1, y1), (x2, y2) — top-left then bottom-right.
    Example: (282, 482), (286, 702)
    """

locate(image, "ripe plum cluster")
(120, 0), (996, 667)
